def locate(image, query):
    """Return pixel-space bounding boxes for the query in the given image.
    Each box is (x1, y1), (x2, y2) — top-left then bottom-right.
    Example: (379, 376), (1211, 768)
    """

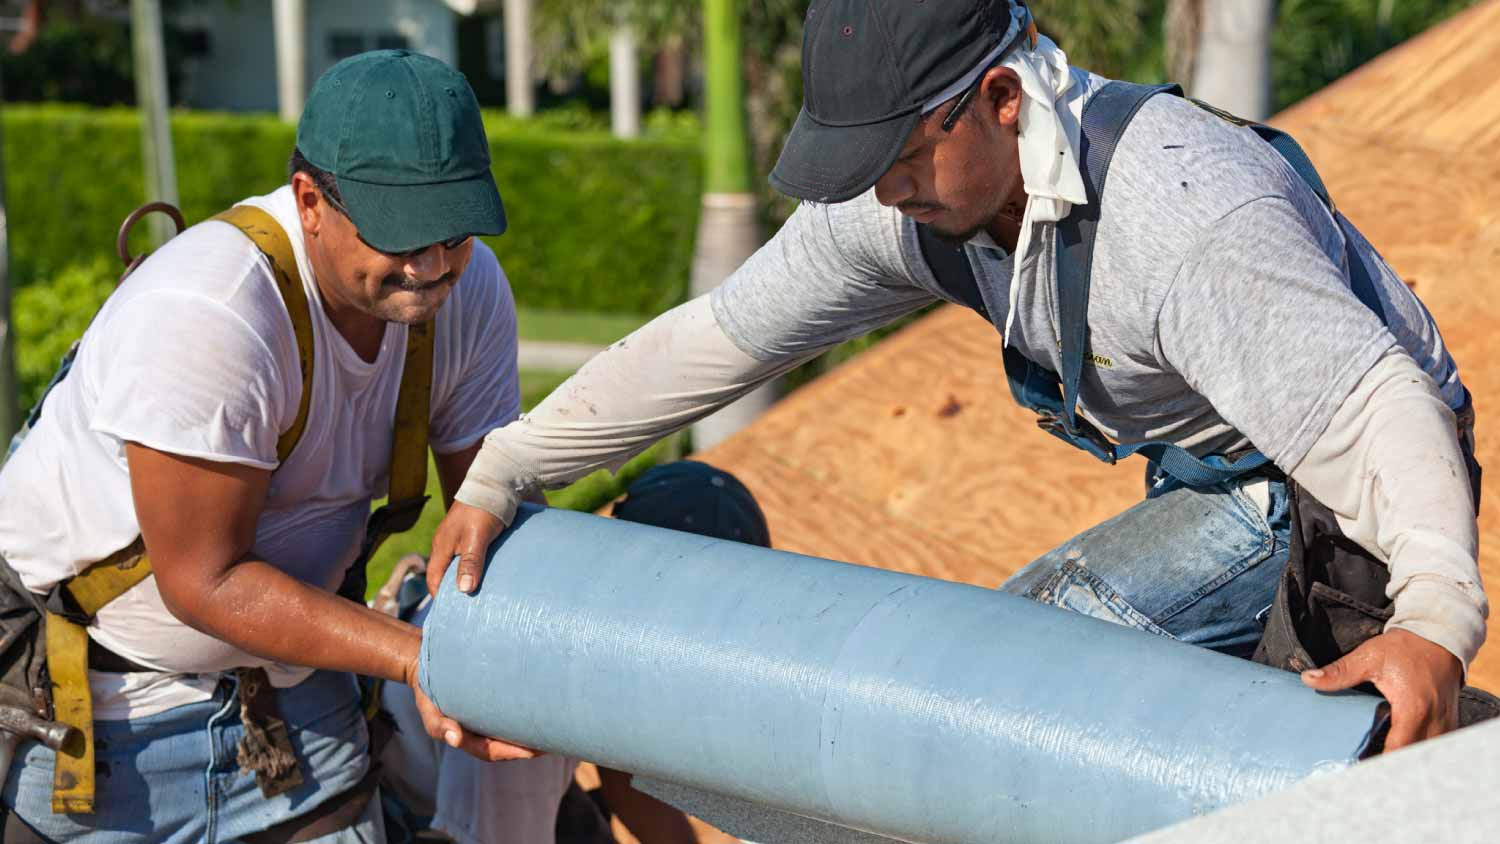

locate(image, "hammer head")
(0, 705), (80, 751)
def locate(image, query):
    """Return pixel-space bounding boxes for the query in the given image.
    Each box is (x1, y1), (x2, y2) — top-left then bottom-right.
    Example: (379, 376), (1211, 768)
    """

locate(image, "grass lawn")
(364, 367), (681, 599)
(514, 307), (651, 347)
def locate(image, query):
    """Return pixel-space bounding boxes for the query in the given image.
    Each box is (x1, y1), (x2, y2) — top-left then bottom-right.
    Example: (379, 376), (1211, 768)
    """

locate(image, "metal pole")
(271, 0), (307, 123)
(504, 0), (535, 117)
(0, 71), (16, 444)
(130, 0), (179, 247)
(690, 0), (771, 450)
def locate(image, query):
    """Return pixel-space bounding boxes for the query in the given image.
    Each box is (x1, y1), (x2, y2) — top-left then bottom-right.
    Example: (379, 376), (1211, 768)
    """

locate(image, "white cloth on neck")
(915, 1), (1087, 347)
(1000, 33), (1088, 346)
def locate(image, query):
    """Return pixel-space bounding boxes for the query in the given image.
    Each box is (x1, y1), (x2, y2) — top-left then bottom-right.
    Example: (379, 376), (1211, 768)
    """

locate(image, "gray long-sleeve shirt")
(458, 75), (1484, 667)
(712, 86), (1463, 471)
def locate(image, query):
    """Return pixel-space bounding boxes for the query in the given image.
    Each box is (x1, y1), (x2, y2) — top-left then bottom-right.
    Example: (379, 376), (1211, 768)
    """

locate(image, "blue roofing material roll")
(420, 505), (1384, 844)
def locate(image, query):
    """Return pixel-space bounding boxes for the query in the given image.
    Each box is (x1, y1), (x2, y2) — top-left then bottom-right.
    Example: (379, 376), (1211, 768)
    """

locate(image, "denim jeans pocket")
(1005, 479), (1289, 655)
(1024, 561), (1174, 638)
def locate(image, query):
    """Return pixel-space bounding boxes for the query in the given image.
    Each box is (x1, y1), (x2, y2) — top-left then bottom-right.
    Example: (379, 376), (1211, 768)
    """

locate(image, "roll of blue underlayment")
(419, 504), (1385, 844)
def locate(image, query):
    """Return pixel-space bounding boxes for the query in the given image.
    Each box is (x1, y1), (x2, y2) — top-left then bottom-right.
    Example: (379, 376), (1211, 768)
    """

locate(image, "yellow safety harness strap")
(354, 319), (433, 719)
(58, 538), (150, 620)
(44, 206), (317, 814)
(389, 320), (434, 508)
(213, 206), (318, 463)
(43, 614), (93, 813)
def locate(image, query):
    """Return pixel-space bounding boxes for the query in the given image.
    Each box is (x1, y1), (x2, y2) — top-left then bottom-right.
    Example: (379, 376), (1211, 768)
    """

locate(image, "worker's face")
(293, 172), (473, 326)
(873, 68), (1025, 243)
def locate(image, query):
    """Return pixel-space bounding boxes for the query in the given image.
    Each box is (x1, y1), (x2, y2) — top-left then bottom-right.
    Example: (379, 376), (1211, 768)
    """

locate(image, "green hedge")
(11, 257), (116, 409)
(1, 104), (701, 315)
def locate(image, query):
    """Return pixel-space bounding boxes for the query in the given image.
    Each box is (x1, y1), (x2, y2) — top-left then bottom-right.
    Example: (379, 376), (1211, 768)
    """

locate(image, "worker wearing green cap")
(0, 50), (528, 842)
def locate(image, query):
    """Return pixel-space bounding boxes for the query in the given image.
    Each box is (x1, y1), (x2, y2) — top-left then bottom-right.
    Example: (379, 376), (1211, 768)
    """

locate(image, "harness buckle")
(1034, 411), (1118, 466)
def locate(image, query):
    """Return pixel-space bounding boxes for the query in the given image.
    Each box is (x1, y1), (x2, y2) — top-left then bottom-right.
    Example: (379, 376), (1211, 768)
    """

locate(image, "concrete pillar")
(272, 0), (307, 123)
(504, 0), (534, 117)
(610, 24), (642, 139)
(1191, 0), (1274, 121)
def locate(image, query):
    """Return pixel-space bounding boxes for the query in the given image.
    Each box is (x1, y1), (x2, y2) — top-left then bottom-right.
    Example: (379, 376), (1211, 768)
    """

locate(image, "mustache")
(382, 271), (456, 292)
(897, 201), (946, 214)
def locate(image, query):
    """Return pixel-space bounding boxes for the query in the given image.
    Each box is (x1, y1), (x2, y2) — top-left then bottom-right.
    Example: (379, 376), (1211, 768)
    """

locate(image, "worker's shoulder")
(1108, 92), (1301, 217)
(806, 189), (916, 282)
(104, 215), (287, 332)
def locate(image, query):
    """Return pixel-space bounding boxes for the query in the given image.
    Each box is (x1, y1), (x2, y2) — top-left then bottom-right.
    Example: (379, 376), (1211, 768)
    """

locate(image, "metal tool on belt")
(0, 705), (81, 787)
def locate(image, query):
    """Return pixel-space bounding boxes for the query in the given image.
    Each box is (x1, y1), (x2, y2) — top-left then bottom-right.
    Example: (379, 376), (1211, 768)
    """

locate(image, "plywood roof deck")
(696, 0), (1500, 691)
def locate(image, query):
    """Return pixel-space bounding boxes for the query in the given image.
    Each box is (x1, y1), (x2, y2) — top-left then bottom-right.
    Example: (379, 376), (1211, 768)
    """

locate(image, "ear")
(291, 171), (326, 238)
(979, 67), (1024, 127)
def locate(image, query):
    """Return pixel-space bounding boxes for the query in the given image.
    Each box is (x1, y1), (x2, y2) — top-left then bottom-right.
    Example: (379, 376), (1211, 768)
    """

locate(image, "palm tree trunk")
(504, 0), (535, 117)
(610, 24), (641, 139)
(690, 0), (772, 450)
(1164, 0), (1200, 87)
(271, 0), (306, 123)
(1190, 0), (1274, 120)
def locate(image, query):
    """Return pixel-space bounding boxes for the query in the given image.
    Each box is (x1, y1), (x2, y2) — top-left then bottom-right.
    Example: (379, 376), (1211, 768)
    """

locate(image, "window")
(327, 31), (411, 62)
(328, 32), (366, 61)
(485, 17), (506, 80)
(179, 29), (212, 58)
(373, 33), (411, 52)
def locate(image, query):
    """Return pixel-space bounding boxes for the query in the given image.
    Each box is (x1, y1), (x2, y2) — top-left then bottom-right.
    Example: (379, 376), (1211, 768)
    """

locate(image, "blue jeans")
(1001, 476), (1292, 659)
(2, 670), (382, 844)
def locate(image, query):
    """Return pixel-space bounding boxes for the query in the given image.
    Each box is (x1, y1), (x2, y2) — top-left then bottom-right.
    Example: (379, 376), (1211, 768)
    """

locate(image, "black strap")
(239, 764), (382, 844)
(915, 80), (1389, 489)
(915, 224), (990, 321)
(1055, 82), (1182, 436)
(86, 637), (154, 674)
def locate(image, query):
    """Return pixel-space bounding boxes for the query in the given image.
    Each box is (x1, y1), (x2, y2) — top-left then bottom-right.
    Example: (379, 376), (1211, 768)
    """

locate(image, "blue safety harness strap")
(915, 80), (1390, 488)
(1191, 98), (1388, 324)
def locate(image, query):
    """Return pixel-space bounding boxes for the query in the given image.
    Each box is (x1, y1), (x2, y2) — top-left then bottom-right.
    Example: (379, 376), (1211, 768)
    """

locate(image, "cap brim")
(337, 170), (507, 253)
(769, 105), (921, 204)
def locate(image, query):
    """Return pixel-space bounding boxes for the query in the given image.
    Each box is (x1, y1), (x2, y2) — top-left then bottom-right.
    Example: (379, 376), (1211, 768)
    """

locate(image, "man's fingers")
(1301, 647), (1374, 692)
(463, 732), (541, 762)
(435, 716), (539, 761)
(455, 541), (484, 594)
(428, 529), (455, 596)
(1383, 702), (1423, 752)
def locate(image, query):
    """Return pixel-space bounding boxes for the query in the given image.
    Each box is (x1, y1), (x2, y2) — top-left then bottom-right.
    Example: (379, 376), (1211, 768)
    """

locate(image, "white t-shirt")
(0, 186), (521, 719)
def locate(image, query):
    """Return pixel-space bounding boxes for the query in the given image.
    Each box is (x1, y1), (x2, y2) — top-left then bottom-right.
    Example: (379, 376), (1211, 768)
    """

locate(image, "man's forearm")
(1288, 349), (1487, 671)
(456, 294), (820, 520)
(165, 554), (421, 685)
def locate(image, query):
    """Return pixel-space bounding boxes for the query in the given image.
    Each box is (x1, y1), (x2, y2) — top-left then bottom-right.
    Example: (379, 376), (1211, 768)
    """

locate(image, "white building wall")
(175, 0), (461, 113)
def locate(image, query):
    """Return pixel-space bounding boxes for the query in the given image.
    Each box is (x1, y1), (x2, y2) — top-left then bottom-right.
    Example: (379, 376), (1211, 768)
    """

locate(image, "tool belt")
(1252, 391), (1500, 731)
(0, 203), (433, 833)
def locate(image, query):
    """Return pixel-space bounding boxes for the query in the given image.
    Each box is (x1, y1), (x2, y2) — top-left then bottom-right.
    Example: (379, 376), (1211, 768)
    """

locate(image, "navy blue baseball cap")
(770, 0), (1033, 203)
(611, 461), (771, 548)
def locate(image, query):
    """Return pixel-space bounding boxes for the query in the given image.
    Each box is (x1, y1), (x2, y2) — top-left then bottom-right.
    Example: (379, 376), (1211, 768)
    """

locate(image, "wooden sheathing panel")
(696, 0), (1500, 694)
(699, 305), (1142, 587)
(1274, 1), (1500, 151)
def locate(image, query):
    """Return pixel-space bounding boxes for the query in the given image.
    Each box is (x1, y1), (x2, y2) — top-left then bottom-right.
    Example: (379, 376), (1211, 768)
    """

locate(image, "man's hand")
(428, 500), (507, 597)
(1301, 628), (1463, 751)
(403, 655), (539, 762)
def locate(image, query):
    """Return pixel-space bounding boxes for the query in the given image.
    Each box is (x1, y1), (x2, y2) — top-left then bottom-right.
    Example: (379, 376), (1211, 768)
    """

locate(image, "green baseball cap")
(297, 50), (506, 253)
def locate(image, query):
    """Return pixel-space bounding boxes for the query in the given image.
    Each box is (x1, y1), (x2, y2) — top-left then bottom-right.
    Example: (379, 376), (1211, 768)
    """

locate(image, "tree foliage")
(531, 0), (696, 83)
(1029, 0), (1168, 82)
(1272, 0), (1480, 110)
